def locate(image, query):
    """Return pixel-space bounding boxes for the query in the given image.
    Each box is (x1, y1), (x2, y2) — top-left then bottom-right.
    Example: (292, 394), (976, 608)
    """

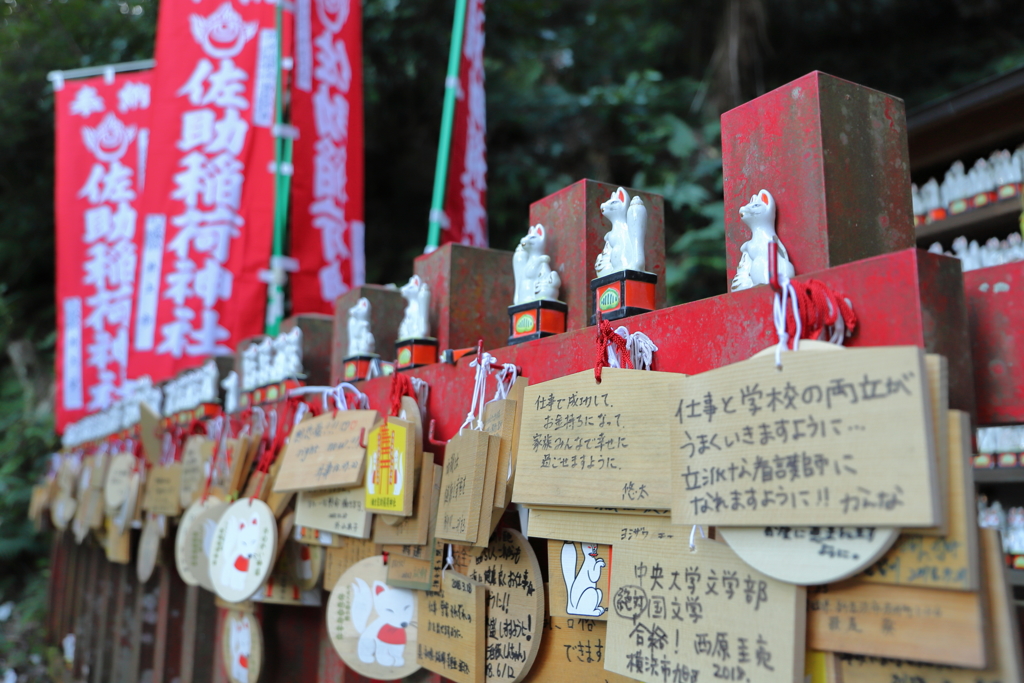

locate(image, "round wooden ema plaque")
(284, 539), (323, 591)
(183, 498), (230, 591)
(175, 496), (221, 586)
(718, 341), (901, 585)
(326, 555), (421, 679)
(465, 528), (545, 683)
(137, 514), (163, 583)
(104, 453), (135, 510)
(717, 526), (901, 585)
(209, 498), (277, 603)
(221, 610), (263, 683)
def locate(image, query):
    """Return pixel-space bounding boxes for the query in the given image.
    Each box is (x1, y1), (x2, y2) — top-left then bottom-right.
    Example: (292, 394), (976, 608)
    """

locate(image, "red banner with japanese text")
(441, 0), (488, 247)
(55, 70), (154, 430)
(289, 0), (365, 313)
(129, 0), (281, 382)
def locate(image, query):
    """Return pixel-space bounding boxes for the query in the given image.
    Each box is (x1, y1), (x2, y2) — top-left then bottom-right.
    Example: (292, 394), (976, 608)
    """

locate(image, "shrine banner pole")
(266, 1), (293, 336)
(425, 0), (469, 252)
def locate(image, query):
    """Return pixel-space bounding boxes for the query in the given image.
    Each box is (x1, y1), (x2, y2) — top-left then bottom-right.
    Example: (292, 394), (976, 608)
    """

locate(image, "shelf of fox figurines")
(394, 275), (438, 369)
(590, 187), (657, 323)
(509, 224), (568, 345)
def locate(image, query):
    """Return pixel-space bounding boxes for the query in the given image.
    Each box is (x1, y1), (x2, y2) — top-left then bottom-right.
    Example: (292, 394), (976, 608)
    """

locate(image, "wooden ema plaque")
(364, 417), (417, 516)
(671, 346), (938, 527)
(483, 376), (527, 510)
(221, 610), (263, 683)
(142, 464), (182, 516)
(140, 402), (162, 466)
(456, 528), (545, 683)
(374, 461), (440, 547)
(175, 496), (220, 586)
(834, 529), (1022, 683)
(857, 410), (980, 591)
(273, 410), (377, 492)
(806, 577), (986, 667)
(295, 486), (372, 539)
(104, 452), (134, 510)
(435, 430), (497, 544)
(605, 536), (806, 683)
(179, 436), (213, 508)
(527, 507), (681, 546)
(209, 499), (277, 603)
(547, 540), (611, 620)
(327, 555), (421, 679)
(523, 616), (635, 683)
(136, 514), (163, 583)
(416, 570), (487, 683)
(324, 539), (382, 589)
(514, 368), (679, 510)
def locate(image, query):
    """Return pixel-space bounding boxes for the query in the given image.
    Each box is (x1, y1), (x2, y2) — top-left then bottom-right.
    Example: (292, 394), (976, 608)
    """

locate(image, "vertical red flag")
(54, 70), (154, 431)
(129, 0), (280, 382)
(289, 0), (365, 314)
(440, 0), (488, 247)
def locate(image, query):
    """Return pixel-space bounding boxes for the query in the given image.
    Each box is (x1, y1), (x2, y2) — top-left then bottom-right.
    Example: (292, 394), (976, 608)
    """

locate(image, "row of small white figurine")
(978, 497), (1024, 555)
(977, 424), (1024, 454)
(914, 146), (1024, 214)
(928, 233), (1024, 272)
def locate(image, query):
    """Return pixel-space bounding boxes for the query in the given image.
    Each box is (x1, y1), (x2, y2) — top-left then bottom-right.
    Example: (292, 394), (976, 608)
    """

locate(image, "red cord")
(782, 279), (858, 347)
(594, 311), (633, 383)
(388, 372), (416, 418)
(250, 397), (301, 503)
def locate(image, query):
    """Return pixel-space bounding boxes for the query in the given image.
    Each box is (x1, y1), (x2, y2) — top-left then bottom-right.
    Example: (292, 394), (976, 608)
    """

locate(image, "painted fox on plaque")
(508, 224), (568, 345)
(730, 189), (796, 291)
(591, 187), (657, 321)
(209, 498), (277, 603)
(395, 275), (438, 369)
(342, 298), (380, 381)
(327, 555), (421, 679)
(221, 610), (263, 683)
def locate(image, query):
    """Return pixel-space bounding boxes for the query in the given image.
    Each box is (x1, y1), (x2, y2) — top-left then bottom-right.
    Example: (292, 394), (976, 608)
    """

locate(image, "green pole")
(266, 1), (293, 336)
(426, 0), (470, 252)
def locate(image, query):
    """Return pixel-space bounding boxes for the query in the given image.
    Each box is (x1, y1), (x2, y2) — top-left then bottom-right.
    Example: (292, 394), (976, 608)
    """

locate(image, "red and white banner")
(441, 0), (487, 247)
(55, 70), (154, 430)
(289, 0), (365, 314)
(129, 0), (281, 382)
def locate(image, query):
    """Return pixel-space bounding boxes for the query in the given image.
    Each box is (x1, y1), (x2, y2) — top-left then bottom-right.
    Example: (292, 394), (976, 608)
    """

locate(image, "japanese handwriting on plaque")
(458, 529), (545, 683)
(179, 436), (214, 508)
(522, 616), (636, 683)
(417, 571), (487, 683)
(295, 486), (372, 539)
(606, 537), (806, 683)
(513, 369), (681, 510)
(670, 347), (938, 527)
(274, 410), (378, 492)
(364, 417), (417, 516)
(434, 430), (493, 544)
(142, 463), (183, 517)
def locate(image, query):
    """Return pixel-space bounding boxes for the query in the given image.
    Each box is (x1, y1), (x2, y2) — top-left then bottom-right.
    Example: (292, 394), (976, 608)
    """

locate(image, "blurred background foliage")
(3, 0), (1024, 676)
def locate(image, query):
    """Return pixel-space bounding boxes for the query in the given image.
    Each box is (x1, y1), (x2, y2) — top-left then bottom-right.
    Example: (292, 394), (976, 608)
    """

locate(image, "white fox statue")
(595, 187), (647, 277)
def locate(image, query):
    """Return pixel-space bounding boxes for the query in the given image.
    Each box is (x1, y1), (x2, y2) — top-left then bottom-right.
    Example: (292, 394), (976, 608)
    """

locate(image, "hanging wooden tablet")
(474, 433), (501, 546)
(670, 346), (938, 527)
(717, 526), (900, 586)
(324, 538), (382, 589)
(385, 545), (436, 591)
(209, 498), (278, 603)
(605, 536), (806, 683)
(522, 616), (635, 683)
(547, 540), (611, 620)
(293, 525), (345, 547)
(483, 375), (527, 509)
(806, 579), (986, 667)
(175, 496), (222, 586)
(273, 410), (378, 492)
(458, 528), (545, 683)
(184, 498), (230, 591)
(514, 368), (681, 509)
(104, 516), (131, 564)
(857, 409), (978, 591)
(50, 493), (76, 531)
(836, 529), (1022, 683)
(71, 489), (93, 544)
(295, 486), (372, 539)
(111, 469), (142, 535)
(252, 571), (322, 606)
(374, 462), (441, 546)
(180, 436), (214, 508)
(104, 452), (134, 510)
(226, 436), (255, 497)
(364, 417), (417, 517)
(435, 430), (492, 544)
(326, 555), (422, 679)
(137, 514), (163, 583)
(221, 610), (263, 683)
(417, 570), (487, 683)
(918, 354), (950, 536)
(527, 507), (682, 546)
(283, 540), (323, 590)
(140, 402), (162, 466)
(142, 463), (183, 517)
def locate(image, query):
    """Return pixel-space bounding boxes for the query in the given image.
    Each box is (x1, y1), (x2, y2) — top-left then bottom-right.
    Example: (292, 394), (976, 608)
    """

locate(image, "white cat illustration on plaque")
(209, 499), (276, 602)
(221, 610), (263, 683)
